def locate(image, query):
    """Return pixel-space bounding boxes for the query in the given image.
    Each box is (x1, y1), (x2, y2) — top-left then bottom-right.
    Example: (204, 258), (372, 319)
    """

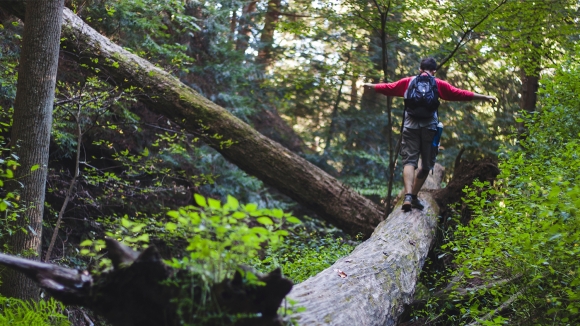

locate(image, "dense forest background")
(0, 0), (579, 325)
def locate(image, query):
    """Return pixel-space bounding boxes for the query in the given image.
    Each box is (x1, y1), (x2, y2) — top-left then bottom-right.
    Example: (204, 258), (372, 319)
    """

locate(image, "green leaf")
(79, 239), (93, 246)
(131, 224), (145, 233)
(121, 217), (132, 228)
(135, 234), (149, 242)
(232, 211), (246, 219)
(286, 216), (301, 224)
(257, 217), (273, 225)
(245, 203), (257, 212)
(166, 222), (177, 231)
(30, 164), (40, 172)
(226, 195), (239, 210)
(251, 227), (269, 235)
(167, 210), (180, 218)
(271, 209), (284, 219)
(194, 193), (207, 207)
(208, 198), (221, 209)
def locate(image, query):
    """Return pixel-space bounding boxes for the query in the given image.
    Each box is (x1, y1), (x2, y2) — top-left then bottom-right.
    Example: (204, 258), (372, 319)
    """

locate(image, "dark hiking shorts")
(400, 127), (437, 170)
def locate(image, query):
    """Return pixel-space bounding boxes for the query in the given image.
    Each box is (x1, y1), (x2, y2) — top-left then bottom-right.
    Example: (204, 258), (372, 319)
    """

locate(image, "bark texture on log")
(288, 164), (444, 326)
(0, 3), (384, 238)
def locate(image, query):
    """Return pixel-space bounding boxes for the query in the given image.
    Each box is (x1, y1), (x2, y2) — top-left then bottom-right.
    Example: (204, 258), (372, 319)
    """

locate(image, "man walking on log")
(364, 57), (496, 212)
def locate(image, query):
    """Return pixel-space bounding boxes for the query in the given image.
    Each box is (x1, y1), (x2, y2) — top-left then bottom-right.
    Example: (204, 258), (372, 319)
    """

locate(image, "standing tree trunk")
(0, 0), (63, 300)
(235, 0), (257, 53)
(519, 69), (539, 112)
(256, 0), (280, 68)
(517, 66), (540, 134)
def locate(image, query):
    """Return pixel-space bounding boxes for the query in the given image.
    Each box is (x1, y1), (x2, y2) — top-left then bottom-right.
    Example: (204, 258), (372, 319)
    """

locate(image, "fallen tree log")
(289, 159), (501, 325)
(0, 238), (292, 326)
(0, 3), (383, 237)
(288, 164), (444, 325)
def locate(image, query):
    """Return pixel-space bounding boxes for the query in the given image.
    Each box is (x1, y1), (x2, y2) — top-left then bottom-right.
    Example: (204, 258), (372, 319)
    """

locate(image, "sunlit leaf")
(194, 193), (207, 207)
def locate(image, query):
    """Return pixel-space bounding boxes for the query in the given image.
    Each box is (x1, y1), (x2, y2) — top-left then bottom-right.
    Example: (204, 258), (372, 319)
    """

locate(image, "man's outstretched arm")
(362, 78), (412, 97)
(472, 93), (498, 103)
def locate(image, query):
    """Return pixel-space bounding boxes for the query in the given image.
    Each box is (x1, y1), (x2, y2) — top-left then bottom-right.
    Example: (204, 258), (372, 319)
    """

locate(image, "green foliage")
(416, 52), (580, 325)
(79, 193), (300, 325)
(78, 0), (197, 73)
(0, 119), (25, 249)
(0, 296), (69, 326)
(252, 219), (357, 283)
(164, 194), (299, 282)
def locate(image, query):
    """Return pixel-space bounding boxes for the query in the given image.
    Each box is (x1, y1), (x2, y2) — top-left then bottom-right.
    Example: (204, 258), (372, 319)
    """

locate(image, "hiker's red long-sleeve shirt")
(374, 77), (474, 101)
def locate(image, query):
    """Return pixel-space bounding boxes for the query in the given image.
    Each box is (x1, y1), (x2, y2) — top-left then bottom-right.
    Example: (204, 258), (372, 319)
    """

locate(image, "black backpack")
(404, 74), (440, 119)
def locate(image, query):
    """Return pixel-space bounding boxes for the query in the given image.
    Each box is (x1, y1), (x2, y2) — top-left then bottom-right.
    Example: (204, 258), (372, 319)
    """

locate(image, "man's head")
(420, 57), (437, 73)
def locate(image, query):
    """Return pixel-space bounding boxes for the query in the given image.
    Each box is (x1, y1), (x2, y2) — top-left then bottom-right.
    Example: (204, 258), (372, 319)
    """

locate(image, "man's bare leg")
(412, 171), (428, 195)
(403, 165), (428, 211)
(403, 165), (415, 194)
(402, 165), (415, 211)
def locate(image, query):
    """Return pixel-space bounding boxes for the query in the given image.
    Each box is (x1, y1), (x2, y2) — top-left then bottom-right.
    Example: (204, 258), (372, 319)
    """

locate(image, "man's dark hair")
(420, 57), (437, 71)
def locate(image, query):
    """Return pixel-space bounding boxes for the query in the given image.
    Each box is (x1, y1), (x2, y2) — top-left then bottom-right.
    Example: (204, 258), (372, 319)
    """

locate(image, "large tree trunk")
(256, 0), (280, 68)
(235, 0), (257, 53)
(0, 0), (63, 300)
(288, 164), (444, 326)
(0, 3), (384, 237)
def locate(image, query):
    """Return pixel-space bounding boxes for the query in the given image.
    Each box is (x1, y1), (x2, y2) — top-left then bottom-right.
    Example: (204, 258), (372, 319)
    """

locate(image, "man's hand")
(484, 95), (498, 104)
(363, 83), (375, 90)
(473, 93), (498, 104)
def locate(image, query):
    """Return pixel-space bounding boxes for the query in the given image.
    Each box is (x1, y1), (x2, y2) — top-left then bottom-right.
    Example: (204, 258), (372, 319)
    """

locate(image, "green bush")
(251, 218), (357, 283)
(420, 53), (580, 325)
(0, 296), (69, 326)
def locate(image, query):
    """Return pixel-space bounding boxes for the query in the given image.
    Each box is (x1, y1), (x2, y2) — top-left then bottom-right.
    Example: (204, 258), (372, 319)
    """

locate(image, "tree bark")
(288, 164), (444, 326)
(256, 0), (280, 68)
(0, 3), (384, 237)
(235, 0), (257, 53)
(0, 0), (63, 301)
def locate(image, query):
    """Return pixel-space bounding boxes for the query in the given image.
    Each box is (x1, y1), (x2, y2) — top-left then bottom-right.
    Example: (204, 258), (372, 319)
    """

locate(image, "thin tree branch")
(324, 48), (353, 151)
(467, 285), (528, 326)
(438, 0), (508, 69)
(45, 109), (82, 262)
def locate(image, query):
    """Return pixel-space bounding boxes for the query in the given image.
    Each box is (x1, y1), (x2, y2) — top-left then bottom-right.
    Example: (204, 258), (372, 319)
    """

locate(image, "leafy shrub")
(252, 217), (357, 283)
(416, 53), (580, 325)
(0, 296), (69, 326)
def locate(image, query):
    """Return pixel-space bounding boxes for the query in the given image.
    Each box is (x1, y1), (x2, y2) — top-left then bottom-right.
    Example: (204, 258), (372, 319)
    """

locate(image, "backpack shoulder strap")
(404, 76), (418, 99)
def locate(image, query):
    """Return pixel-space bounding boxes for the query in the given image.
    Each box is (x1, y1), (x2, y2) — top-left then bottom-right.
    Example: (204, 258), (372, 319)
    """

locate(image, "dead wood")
(0, 239), (292, 326)
(289, 159), (500, 325)
(288, 164), (444, 326)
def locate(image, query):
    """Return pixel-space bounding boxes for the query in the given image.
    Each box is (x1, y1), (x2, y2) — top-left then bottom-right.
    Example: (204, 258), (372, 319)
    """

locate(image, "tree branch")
(438, 0), (508, 69)
(467, 285), (528, 326)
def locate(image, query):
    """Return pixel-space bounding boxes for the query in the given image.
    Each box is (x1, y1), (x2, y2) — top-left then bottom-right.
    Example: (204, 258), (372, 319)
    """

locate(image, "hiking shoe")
(402, 194), (412, 212)
(411, 195), (424, 210)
